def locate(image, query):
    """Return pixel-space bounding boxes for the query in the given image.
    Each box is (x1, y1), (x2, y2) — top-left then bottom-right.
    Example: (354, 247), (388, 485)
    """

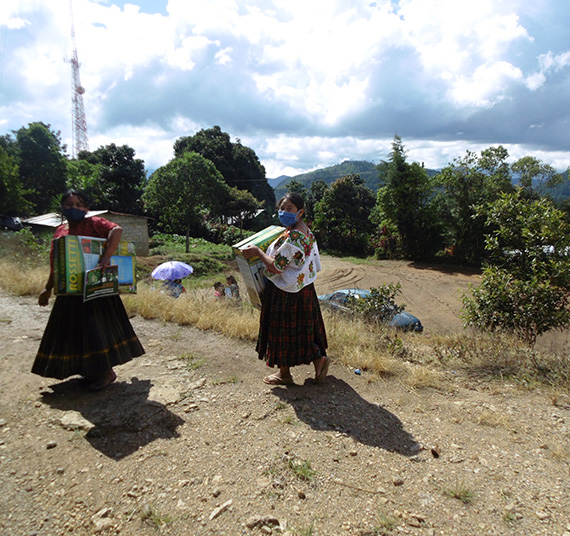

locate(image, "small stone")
(46, 441), (57, 449)
(392, 476), (404, 486)
(297, 490), (306, 499)
(535, 511), (549, 520)
(213, 487), (221, 497)
(209, 499), (232, 521)
(246, 515), (280, 529)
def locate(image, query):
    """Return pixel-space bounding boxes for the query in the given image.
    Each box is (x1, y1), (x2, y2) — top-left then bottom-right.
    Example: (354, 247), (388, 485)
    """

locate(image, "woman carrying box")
(32, 189), (145, 390)
(240, 192), (329, 385)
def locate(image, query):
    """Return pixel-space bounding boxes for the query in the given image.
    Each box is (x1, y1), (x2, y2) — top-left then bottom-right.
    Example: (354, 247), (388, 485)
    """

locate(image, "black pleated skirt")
(32, 294), (145, 380)
(256, 281), (327, 368)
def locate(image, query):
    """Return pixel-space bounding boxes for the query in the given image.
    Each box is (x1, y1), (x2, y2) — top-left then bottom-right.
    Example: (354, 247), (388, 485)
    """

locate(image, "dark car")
(0, 216), (23, 231)
(318, 288), (423, 333)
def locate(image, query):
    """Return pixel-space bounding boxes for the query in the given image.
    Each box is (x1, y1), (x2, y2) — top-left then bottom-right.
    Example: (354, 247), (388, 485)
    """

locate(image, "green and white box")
(232, 225), (285, 308)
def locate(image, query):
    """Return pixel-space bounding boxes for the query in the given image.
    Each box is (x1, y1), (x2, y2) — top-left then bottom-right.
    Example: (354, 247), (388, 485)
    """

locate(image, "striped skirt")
(256, 281), (328, 368)
(32, 295), (145, 380)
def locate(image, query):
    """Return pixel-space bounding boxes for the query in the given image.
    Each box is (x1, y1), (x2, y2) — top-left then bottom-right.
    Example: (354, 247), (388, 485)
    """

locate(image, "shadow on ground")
(272, 376), (419, 456)
(40, 377), (184, 459)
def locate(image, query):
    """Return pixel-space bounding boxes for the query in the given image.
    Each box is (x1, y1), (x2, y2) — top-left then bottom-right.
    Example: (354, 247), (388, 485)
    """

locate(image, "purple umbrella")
(151, 261), (194, 281)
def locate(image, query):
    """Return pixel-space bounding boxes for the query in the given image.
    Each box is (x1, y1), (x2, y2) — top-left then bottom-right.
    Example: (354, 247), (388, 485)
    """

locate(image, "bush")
(345, 283), (405, 324)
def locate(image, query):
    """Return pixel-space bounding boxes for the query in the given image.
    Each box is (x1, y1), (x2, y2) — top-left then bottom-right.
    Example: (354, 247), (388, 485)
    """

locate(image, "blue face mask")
(62, 207), (87, 223)
(278, 210), (299, 227)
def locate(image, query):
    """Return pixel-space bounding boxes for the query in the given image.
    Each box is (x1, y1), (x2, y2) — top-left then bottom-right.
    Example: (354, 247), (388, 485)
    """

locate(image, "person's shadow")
(272, 376), (418, 456)
(40, 377), (184, 460)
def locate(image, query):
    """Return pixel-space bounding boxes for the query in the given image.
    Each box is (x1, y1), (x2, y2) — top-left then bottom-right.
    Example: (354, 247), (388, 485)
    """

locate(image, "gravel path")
(1, 277), (570, 535)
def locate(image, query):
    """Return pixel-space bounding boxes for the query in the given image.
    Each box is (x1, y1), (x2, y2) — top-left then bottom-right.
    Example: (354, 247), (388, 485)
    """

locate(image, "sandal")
(87, 370), (117, 391)
(315, 356), (330, 383)
(263, 373), (294, 385)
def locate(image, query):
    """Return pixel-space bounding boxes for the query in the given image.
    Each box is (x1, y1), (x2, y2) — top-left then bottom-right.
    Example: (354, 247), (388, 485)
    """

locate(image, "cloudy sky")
(1, 0), (569, 178)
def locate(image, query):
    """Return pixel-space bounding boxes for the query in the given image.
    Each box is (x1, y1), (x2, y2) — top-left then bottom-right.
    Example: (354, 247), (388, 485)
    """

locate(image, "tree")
(461, 189), (570, 346)
(15, 122), (67, 214)
(373, 136), (441, 261)
(312, 175), (375, 255)
(433, 146), (514, 264)
(66, 158), (101, 197)
(511, 156), (561, 199)
(174, 126), (275, 209)
(79, 144), (146, 214)
(143, 152), (229, 251)
(306, 180), (328, 224)
(0, 146), (32, 216)
(223, 187), (262, 230)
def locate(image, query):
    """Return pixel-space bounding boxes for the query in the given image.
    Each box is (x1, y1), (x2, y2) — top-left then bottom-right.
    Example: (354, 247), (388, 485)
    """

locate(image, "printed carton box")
(54, 235), (137, 295)
(232, 225), (285, 309)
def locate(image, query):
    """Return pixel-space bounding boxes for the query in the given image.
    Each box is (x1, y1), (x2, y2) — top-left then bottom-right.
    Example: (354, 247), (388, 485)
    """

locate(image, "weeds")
(141, 504), (173, 529)
(363, 509), (398, 535)
(443, 479), (475, 505)
(285, 455), (315, 482)
(181, 353), (206, 370)
(211, 375), (238, 385)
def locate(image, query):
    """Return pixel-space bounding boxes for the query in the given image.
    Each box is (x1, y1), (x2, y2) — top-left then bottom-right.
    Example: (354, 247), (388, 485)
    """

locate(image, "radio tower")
(67, 0), (89, 157)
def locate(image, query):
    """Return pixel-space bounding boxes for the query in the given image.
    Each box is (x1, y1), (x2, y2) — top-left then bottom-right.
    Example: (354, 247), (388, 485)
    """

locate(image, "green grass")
(443, 479), (476, 505)
(141, 505), (173, 529)
(285, 456), (316, 482)
(181, 353), (206, 370)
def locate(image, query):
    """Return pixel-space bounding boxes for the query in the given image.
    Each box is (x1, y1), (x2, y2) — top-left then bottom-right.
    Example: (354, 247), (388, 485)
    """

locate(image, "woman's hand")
(240, 245), (261, 259)
(38, 288), (51, 307)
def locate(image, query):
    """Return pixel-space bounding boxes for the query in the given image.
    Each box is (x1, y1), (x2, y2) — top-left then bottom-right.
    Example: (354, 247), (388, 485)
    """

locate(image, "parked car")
(318, 288), (423, 333)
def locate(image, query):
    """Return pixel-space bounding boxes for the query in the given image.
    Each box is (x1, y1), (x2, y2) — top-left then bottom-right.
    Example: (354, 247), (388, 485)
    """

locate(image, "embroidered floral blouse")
(265, 228), (321, 293)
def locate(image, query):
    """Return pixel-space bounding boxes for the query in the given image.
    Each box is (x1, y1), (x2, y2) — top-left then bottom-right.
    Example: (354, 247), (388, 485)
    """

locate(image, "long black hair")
(277, 192), (304, 211)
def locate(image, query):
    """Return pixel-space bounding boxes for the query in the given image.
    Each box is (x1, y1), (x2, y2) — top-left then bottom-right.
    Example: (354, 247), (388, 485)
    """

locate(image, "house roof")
(24, 210), (149, 228)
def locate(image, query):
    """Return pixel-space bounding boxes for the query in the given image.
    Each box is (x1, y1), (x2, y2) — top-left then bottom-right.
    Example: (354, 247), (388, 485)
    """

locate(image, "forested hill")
(271, 159), (439, 198)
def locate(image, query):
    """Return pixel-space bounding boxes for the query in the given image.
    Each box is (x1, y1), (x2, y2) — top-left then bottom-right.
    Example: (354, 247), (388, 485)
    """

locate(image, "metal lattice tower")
(67, 0), (89, 157)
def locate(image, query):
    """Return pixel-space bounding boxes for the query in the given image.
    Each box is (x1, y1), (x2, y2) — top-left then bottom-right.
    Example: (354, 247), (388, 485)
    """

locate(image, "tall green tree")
(15, 122), (67, 214)
(373, 136), (441, 261)
(313, 174), (375, 255)
(0, 146), (32, 216)
(143, 152), (229, 251)
(462, 189), (570, 346)
(434, 146), (514, 264)
(174, 126), (275, 209)
(79, 144), (146, 214)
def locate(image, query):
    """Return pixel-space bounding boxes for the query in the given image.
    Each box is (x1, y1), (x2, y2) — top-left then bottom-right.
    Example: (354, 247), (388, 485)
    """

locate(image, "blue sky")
(1, 0), (569, 178)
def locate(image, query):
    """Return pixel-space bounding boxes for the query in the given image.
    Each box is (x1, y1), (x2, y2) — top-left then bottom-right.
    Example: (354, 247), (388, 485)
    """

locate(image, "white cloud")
(2, 0), (569, 178)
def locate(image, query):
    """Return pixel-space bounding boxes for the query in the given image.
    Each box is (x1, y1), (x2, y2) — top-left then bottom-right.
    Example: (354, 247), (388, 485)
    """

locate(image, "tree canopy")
(173, 126), (275, 209)
(143, 152), (229, 250)
(78, 144), (146, 214)
(15, 122), (67, 214)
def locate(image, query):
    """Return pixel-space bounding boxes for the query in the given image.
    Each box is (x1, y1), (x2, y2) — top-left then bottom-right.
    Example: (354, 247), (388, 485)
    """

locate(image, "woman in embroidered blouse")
(32, 189), (145, 391)
(240, 193), (329, 385)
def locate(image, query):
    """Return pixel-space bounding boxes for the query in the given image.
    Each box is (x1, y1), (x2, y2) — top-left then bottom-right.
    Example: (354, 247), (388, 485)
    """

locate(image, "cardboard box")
(54, 235), (137, 295)
(232, 225), (285, 308)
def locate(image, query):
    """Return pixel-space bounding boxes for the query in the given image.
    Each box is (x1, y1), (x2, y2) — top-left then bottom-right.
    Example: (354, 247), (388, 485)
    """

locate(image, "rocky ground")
(1, 258), (570, 536)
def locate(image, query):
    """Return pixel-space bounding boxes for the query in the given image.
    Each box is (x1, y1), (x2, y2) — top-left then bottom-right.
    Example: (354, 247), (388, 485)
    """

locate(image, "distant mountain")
(272, 160), (385, 198)
(271, 159), (440, 198)
(267, 175), (289, 189)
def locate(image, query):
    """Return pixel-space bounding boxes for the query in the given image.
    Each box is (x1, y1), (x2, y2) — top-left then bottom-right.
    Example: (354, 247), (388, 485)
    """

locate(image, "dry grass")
(2, 254), (570, 393)
(0, 260), (47, 297)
